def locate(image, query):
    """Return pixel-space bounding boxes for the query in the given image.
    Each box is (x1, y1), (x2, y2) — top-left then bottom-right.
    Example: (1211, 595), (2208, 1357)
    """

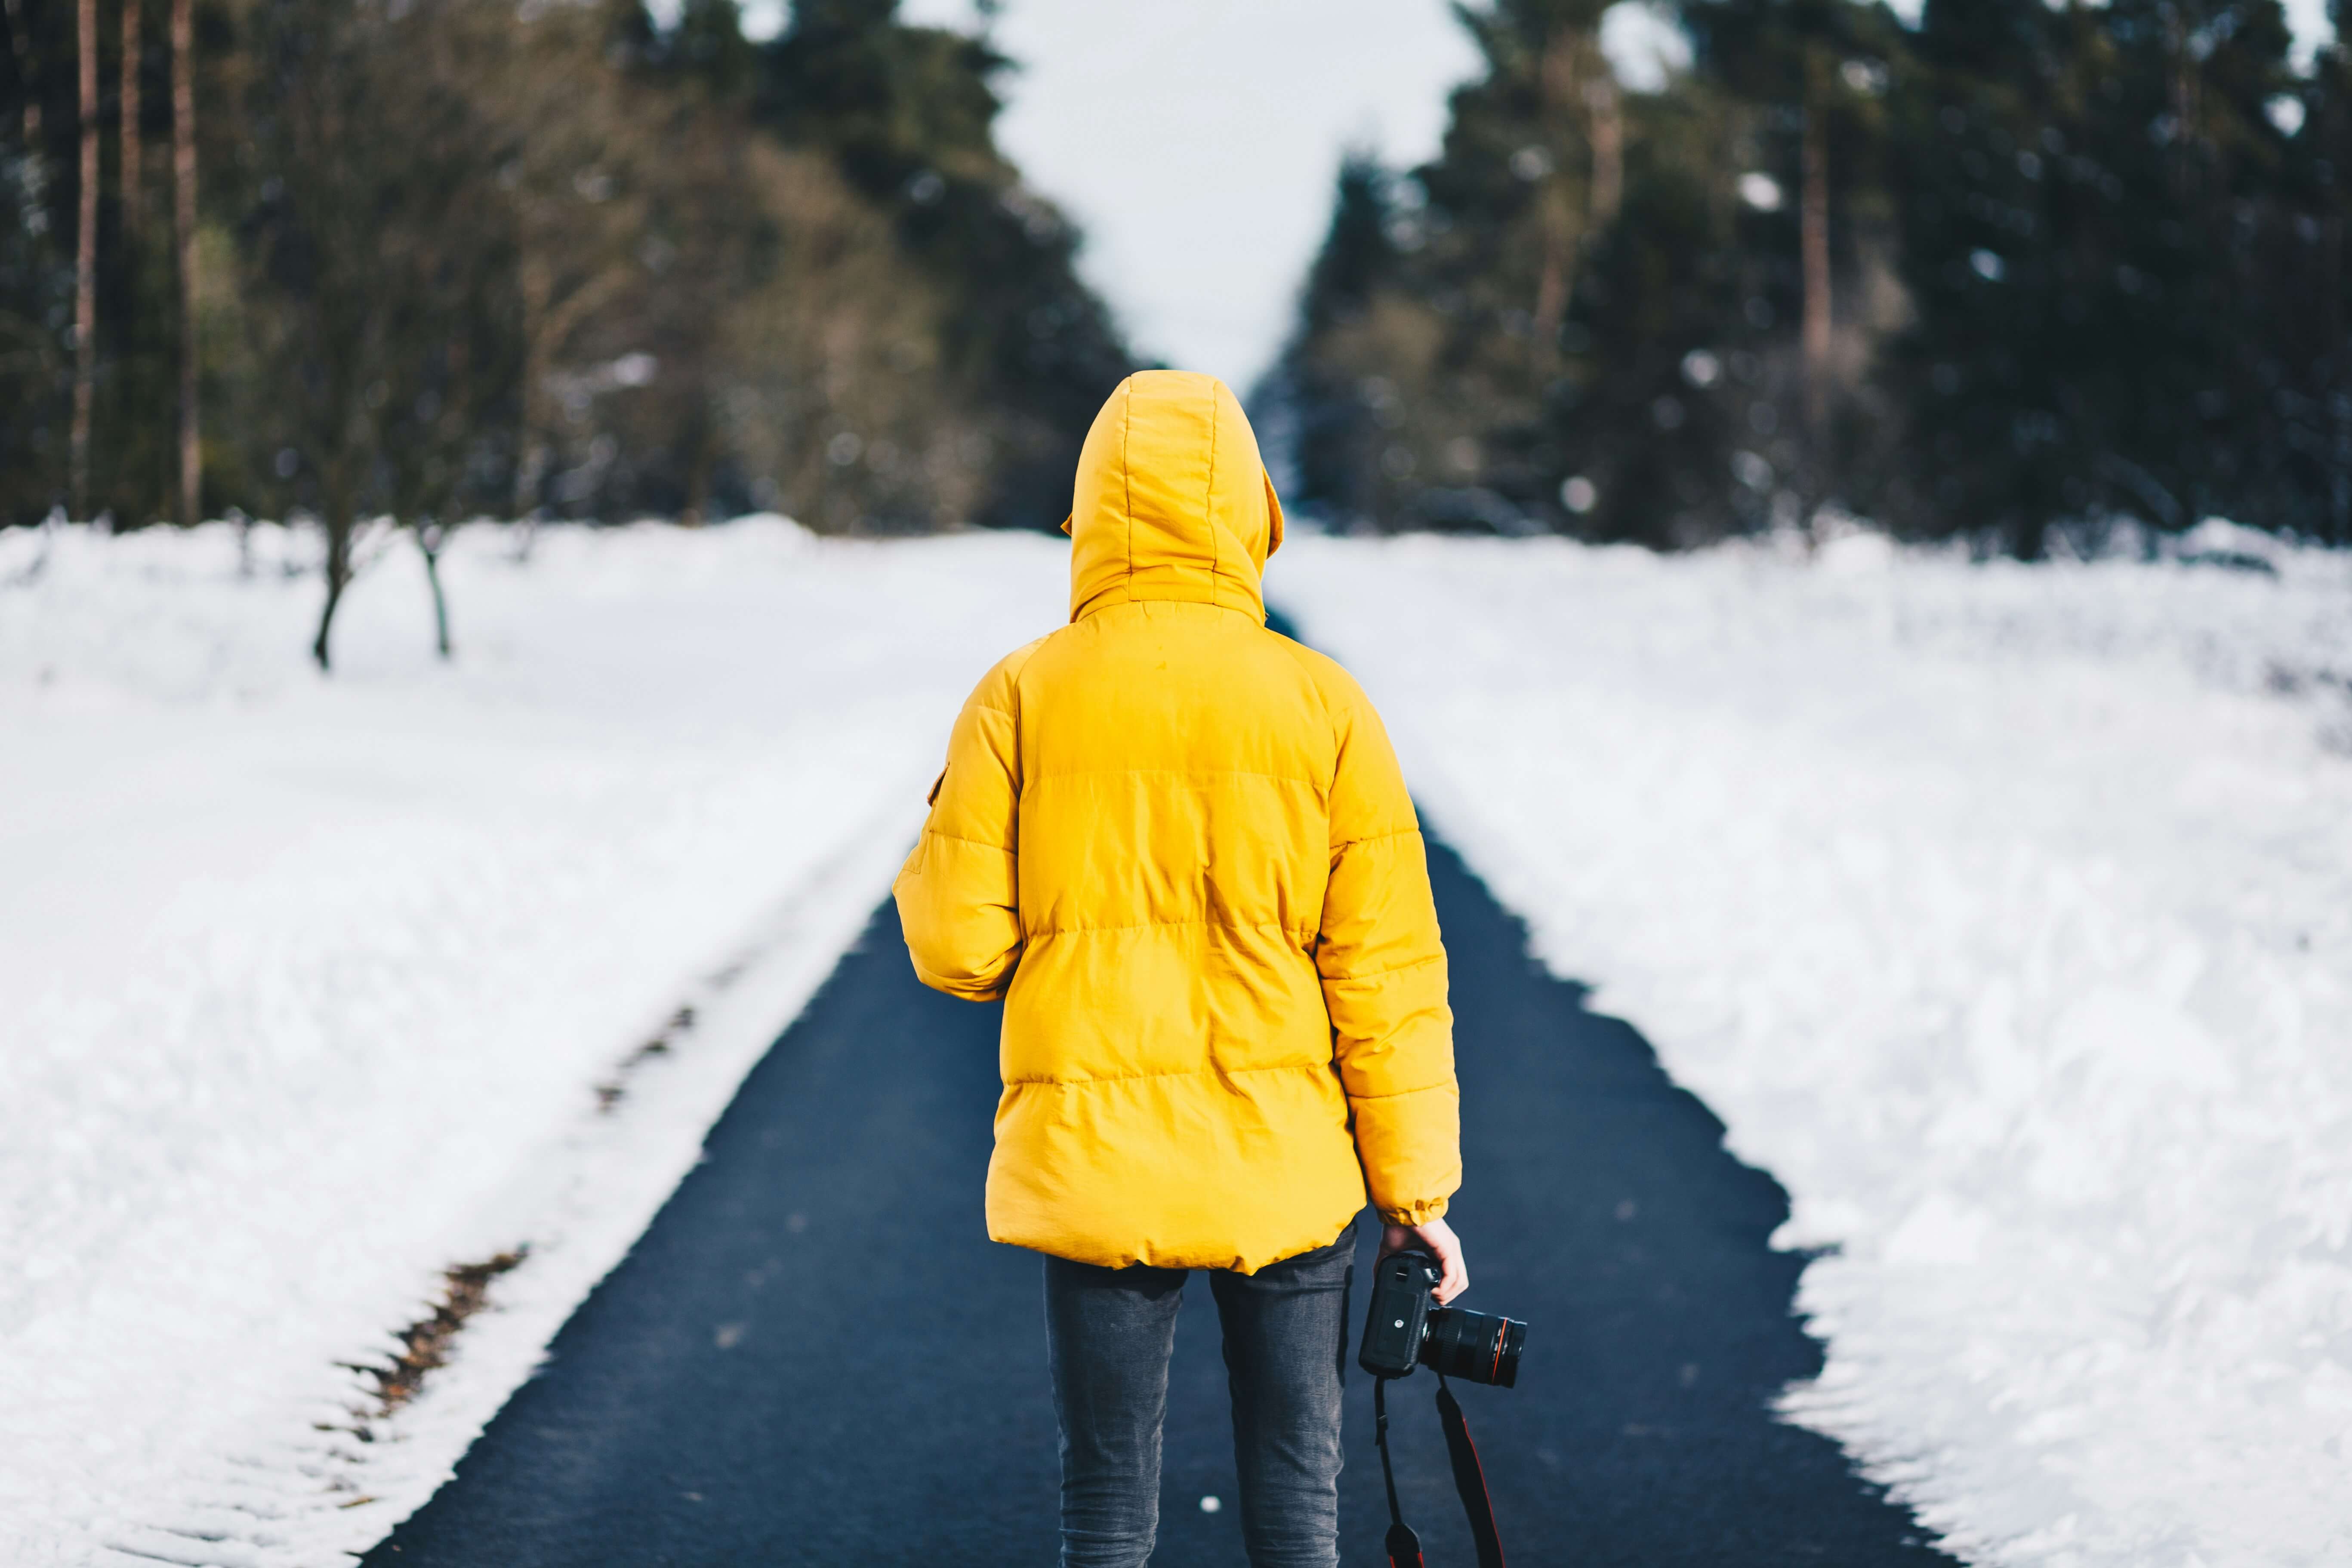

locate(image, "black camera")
(1357, 1248), (1527, 1387)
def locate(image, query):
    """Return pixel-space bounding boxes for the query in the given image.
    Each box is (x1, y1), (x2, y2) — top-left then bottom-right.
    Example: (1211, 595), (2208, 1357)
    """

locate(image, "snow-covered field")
(9, 518), (2349, 1567)
(0, 518), (1066, 1565)
(1279, 529), (2352, 1568)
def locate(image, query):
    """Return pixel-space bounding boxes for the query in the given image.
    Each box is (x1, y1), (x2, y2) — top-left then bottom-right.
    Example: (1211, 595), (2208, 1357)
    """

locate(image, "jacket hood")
(1062, 371), (1285, 623)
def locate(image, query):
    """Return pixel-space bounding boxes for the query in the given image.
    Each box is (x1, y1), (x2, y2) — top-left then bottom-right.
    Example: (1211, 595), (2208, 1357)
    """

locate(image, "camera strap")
(1370, 1375), (1507, 1568)
(1436, 1374), (1507, 1568)
(1372, 1377), (1424, 1568)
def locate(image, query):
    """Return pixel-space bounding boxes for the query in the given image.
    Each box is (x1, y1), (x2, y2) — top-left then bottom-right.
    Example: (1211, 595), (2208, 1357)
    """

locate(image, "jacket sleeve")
(1315, 678), (1460, 1226)
(893, 650), (1029, 1001)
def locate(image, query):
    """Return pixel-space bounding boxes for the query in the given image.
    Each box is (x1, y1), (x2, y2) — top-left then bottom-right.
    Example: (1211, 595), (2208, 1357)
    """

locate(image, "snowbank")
(0, 519), (1065, 1566)
(12, 516), (2348, 1566)
(1276, 533), (2352, 1568)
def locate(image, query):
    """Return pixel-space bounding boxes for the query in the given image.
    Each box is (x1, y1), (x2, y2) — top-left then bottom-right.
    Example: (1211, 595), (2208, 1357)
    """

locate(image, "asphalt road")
(367, 837), (1956, 1566)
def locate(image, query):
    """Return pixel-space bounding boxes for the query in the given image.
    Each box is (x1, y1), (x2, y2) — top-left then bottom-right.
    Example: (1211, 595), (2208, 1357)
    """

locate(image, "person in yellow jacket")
(894, 370), (1464, 1568)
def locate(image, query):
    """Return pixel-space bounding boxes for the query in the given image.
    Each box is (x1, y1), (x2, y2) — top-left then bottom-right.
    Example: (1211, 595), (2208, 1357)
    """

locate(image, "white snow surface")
(11, 519), (2352, 1568)
(0, 518), (1067, 1566)
(1276, 533), (2352, 1568)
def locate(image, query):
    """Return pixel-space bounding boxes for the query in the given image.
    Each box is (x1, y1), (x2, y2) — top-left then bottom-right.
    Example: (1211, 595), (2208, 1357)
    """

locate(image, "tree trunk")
(2164, 9), (2198, 202)
(2329, 210), (2347, 542)
(512, 249), (550, 519)
(682, 412), (715, 527)
(1585, 76), (1622, 229)
(1532, 209), (1571, 354)
(311, 544), (350, 668)
(1800, 54), (1832, 449)
(119, 0), (139, 242)
(1528, 30), (1584, 358)
(72, 0), (99, 519)
(172, 0), (197, 525)
(313, 503), (353, 670)
(418, 526), (452, 659)
(313, 453), (357, 670)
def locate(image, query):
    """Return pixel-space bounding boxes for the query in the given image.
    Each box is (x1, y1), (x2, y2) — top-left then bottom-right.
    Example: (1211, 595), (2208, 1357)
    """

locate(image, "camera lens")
(1419, 1306), (1527, 1388)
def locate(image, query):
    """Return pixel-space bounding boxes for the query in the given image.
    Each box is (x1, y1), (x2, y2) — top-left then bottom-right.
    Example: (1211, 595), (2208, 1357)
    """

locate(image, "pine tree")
(1266, 152), (1403, 524)
(1883, 0), (2324, 550)
(1276, 0), (1800, 545)
(1681, 0), (1908, 518)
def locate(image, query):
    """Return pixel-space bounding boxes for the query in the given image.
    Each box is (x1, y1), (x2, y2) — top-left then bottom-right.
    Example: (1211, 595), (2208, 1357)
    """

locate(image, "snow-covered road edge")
(105, 807), (922, 1568)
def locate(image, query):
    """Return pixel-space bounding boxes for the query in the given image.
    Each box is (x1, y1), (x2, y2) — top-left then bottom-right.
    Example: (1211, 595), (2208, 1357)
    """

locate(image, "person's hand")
(1381, 1215), (1468, 1305)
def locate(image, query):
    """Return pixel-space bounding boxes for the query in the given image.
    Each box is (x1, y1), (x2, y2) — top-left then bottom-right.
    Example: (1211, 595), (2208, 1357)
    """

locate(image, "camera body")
(1357, 1248), (1526, 1387)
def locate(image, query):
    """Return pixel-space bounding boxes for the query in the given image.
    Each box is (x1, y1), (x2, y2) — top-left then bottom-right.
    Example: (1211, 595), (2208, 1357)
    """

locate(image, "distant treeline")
(0, 0), (1131, 546)
(1267, 0), (2352, 553)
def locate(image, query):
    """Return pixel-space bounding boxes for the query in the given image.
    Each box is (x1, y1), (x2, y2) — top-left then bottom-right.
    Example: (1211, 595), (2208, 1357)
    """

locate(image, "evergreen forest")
(7, 0), (2351, 583)
(1268, 0), (2352, 553)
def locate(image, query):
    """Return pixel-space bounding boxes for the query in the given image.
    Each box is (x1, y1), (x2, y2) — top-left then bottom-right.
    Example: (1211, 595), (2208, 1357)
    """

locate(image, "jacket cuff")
(1377, 1195), (1450, 1227)
(908, 960), (1003, 1003)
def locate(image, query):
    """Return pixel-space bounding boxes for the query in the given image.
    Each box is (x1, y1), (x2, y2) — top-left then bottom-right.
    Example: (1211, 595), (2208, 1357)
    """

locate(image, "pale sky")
(894, 0), (1487, 391)
(732, 0), (2339, 396)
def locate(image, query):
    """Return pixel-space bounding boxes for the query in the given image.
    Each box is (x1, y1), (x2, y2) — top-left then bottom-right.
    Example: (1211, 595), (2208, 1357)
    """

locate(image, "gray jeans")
(1042, 1218), (1357, 1568)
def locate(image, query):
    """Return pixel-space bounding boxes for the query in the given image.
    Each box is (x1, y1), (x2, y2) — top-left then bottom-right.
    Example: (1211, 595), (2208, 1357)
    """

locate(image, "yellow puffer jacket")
(893, 370), (1458, 1273)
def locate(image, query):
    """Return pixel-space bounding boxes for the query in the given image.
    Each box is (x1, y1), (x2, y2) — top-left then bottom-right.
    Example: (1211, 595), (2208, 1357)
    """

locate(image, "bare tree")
(246, 0), (385, 668)
(171, 0), (196, 525)
(72, 0), (97, 518)
(246, 0), (518, 665)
